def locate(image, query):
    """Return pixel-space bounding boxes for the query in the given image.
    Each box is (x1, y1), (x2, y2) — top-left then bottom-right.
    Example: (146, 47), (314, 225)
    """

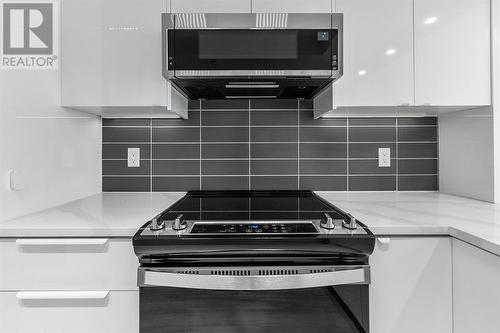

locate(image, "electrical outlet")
(127, 148), (140, 167)
(378, 148), (391, 167)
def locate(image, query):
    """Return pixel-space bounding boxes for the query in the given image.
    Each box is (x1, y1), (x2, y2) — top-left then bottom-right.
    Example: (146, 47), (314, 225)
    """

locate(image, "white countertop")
(0, 192), (186, 237)
(1, 191), (499, 256)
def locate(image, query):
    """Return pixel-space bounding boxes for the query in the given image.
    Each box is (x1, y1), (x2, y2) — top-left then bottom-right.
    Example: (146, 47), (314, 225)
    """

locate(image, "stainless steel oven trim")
(169, 70), (333, 78)
(138, 265), (370, 290)
(163, 13), (339, 30)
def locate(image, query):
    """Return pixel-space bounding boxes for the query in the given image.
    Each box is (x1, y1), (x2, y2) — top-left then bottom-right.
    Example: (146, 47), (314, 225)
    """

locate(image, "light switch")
(127, 148), (140, 167)
(378, 148), (391, 167)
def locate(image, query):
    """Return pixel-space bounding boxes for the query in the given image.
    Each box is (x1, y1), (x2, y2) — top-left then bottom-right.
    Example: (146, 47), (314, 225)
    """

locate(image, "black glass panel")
(190, 222), (318, 234)
(165, 191), (340, 222)
(199, 30), (298, 59)
(170, 29), (336, 70)
(140, 286), (367, 333)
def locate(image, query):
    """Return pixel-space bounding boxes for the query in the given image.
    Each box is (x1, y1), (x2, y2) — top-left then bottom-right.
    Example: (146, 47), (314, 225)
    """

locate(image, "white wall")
(439, 107), (495, 202)
(493, 0), (500, 203)
(0, 69), (101, 221)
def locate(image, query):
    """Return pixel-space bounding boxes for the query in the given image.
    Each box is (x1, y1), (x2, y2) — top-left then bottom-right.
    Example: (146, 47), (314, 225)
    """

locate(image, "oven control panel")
(190, 222), (319, 235)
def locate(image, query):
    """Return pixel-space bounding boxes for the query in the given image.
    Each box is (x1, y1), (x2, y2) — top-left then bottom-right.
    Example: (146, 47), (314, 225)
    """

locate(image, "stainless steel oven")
(133, 191), (374, 333)
(161, 14), (343, 100)
(138, 265), (370, 333)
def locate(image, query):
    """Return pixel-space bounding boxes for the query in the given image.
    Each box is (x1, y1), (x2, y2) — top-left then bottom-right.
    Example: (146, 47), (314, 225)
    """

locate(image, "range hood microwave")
(162, 13), (343, 101)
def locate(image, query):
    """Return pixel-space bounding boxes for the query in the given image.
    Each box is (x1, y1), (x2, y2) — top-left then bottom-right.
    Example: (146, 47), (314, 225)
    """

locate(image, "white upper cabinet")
(170, 0), (251, 13)
(414, 0), (491, 106)
(62, 0), (166, 107)
(252, 0), (333, 13)
(334, 0), (414, 107)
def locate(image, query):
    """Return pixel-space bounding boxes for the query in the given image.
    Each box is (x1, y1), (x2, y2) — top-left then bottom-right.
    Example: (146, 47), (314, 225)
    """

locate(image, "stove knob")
(320, 213), (335, 230)
(245, 229), (253, 233)
(150, 213), (165, 231)
(172, 214), (187, 231)
(343, 214), (358, 230)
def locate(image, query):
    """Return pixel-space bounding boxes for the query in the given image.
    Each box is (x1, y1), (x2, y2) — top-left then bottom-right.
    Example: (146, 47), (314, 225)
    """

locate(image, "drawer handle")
(16, 291), (110, 301)
(16, 238), (109, 246)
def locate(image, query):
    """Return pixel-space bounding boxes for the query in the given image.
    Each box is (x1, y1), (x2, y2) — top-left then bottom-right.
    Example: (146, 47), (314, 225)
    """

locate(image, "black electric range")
(133, 191), (375, 265)
(133, 191), (375, 333)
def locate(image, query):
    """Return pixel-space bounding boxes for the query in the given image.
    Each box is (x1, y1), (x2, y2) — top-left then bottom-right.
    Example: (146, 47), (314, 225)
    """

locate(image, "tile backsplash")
(102, 100), (438, 192)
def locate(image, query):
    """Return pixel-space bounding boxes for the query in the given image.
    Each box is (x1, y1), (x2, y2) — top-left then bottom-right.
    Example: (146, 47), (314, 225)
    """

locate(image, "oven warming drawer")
(138, 265), (370, 290)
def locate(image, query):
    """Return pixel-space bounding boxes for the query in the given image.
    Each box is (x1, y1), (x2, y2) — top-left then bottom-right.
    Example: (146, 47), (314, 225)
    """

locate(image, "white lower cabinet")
(0, 238), (138, 290)
(0, 290), (138, 333)
(453, 239), (500, 333)
(369, 237), (452, 333)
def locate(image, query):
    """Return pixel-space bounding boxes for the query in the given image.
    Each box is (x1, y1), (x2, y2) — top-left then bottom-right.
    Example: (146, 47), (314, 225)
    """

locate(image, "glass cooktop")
(159, 191), (344, 222)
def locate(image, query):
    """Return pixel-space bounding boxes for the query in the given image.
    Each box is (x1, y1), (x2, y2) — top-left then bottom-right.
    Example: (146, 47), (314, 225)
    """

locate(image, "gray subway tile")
(202, 176), (249, 190)
(398, 159), (438, 174)
(300, 160), (347, 175)
(153, 111), (200, 126)
(398, 143), (438, 158)
(153, 144), (200, 159)
(202, 110), (248, 126)
(349, 160), (396, 175)
(251, 110), (298, 126)
(398, 175), (438, 190)
(299, 100), (313, 110)
(251, 99), (297, 109)
(202, 127), (249, 142)
(153, 160), (200, 175)
(103, 144), (150, 159)
(102, 160), (150, 176)
(349, 127), (396, 142)
(201, 160), (248, 175)
(202, 144), (249, 158)
(349, 143), (396, 159)
(349, 176), (396, 191)
(300, 176), (347, 191)
(300, 143), (347, 158)
(188, 100), (200, 110)
(251, 160), (298, 175)
(202, 99), (248, 110)
(103, 127), (150, 142)
(251, 127), (298, 142)
(103, 177), (150, 192)
(397, 117), (437, 126)
(251, 143), (298, 158)
(349, 118), (396, 126)
(300, 127), (347, 142)
(153, 176), (200, 191)
(299, 112), (347, 126)
(153, 127), (199, 142)
(102, 118), (150, 126)
(251, 176), (298, 190)
(398, 127), (437, 142)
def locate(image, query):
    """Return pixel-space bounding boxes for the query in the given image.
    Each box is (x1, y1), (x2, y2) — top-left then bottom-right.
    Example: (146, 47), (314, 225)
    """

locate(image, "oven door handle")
(139, 266), (370, 290)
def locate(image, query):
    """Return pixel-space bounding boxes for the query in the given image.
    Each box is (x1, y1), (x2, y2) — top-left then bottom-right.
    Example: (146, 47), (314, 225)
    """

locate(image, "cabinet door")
(170, 0), (251, 13)
(0, 291), (138, 333)
(62, 0), (166, 107)
(334, 0), (413, 107)
(252, 0), (333, 13)
(414, 0), (490, 106)
(369, 237), (452, 333)
(453, 239), (500, 333)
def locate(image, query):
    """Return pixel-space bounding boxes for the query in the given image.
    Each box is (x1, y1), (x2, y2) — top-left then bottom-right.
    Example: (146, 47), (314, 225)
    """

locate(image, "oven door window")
(170, 29), (336, 71)
(140, 285), (368, 333)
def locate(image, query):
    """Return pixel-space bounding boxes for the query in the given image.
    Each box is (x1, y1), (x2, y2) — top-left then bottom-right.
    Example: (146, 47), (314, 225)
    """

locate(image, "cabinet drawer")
(0, 238), (137, 290)
(0, 290), (138, 333)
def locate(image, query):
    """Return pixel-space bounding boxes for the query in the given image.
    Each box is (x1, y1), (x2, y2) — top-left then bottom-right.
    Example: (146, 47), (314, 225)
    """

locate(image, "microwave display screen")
(198, 30), (298, 60)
